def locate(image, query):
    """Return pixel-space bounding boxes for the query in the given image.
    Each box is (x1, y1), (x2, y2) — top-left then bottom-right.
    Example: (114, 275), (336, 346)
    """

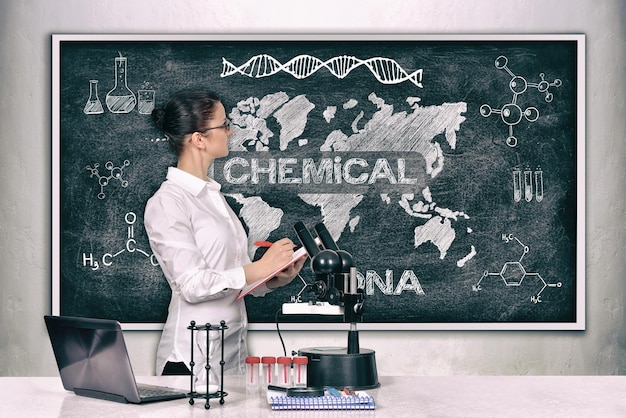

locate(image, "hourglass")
(187, 321), (228, 409)
(194, 328), (220, 395)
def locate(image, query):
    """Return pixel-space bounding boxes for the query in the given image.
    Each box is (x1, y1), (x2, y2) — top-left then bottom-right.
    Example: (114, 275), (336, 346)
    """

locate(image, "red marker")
(253, 241), (273, 247)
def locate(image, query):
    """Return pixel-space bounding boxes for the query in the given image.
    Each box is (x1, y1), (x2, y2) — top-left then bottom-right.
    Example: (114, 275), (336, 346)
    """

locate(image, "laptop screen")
(44, 315), (143, 403)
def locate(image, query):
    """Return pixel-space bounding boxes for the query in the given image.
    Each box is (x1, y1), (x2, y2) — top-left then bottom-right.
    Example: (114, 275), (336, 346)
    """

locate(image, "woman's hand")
(266, 256), (306, 289)
(243, 238), (300, 285)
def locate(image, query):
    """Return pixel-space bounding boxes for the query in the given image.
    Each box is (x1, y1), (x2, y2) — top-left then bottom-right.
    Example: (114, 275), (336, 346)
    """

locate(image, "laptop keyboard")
(138, 384), (187, 400)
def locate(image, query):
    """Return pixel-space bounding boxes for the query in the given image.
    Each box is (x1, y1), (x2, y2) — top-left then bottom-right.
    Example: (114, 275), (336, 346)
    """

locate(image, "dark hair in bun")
(151, 90), (221, 156)
(151, 107), (167, 131)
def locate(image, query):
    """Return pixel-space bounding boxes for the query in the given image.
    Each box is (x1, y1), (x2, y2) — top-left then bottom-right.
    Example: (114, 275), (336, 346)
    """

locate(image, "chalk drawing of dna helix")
(221, 54), (423, 87)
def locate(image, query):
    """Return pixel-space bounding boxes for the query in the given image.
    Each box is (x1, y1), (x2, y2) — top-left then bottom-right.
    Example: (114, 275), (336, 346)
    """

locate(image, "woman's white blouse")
(144, 167), (268, 375)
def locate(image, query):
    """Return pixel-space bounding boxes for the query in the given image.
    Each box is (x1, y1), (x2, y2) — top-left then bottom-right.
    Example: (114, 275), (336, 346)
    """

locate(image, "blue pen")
(326, 387), (341, 397)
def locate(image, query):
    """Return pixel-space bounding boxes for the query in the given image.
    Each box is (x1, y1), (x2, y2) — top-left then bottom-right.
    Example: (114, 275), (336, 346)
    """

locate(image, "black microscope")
(287, 221), (379, 390)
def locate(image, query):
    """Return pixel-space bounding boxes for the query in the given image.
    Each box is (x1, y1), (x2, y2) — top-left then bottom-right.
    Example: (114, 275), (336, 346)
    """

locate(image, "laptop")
(44, 315), (187, 404)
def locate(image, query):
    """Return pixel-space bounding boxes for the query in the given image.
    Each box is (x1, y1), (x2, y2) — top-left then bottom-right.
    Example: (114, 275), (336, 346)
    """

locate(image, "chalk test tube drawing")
(85, 160), (130, 199)
(81, 211), (159, 271)
(512, 165), (544, 202)
(221, 54), (423, 87)
(472, 233), (561, 303)
(83, 80), (104, 115)
(480, 55), (562, 148)
(106, 53), (137, 113)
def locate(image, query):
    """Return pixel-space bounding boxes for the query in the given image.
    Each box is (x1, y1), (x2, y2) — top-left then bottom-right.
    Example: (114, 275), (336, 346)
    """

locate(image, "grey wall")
(1, 0), (625, 377)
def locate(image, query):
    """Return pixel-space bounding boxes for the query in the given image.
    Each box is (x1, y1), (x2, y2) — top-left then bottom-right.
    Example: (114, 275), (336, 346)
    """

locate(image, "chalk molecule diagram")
(472, 234), (562, 303)
(221, 54), (423, 87)
(82, 211), (158, 271)
(480, 55), (562, 148)
(85, 160), (130, 199)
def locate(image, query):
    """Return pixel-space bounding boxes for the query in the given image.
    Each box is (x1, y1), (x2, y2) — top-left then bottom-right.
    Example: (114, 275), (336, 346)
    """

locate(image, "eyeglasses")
(200, 119), (232, 133)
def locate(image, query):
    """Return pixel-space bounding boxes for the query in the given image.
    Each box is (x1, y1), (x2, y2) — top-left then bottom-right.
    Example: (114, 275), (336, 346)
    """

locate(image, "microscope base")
(298, 347), (380, 390)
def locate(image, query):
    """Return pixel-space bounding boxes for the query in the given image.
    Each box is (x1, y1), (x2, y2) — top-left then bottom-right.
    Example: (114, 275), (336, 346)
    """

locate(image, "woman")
(145, 90), (303, 378)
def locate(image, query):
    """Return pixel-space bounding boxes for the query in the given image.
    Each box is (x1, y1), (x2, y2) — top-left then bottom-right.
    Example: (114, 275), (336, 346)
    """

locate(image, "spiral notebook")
(267, 390), (376, 410)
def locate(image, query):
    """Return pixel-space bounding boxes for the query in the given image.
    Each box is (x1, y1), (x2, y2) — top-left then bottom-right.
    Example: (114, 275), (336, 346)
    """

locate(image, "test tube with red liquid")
(261, 356), (276, 389)
(292, 356), (308, 387)
(276, 357), (293, 387)
(245, 356), (260, 394)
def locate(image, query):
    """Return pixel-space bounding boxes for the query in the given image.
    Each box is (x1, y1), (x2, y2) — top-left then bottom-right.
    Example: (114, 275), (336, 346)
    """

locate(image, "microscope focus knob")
(354, 302), (364, 316)
(327, 287), (341, 305)
(314, 280), (327, 298)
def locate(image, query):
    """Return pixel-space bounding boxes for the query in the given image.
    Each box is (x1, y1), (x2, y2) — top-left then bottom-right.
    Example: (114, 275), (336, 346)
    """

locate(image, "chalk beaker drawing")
(83, 80), (104, 115)
(137, 87), (155, 115)
(106, 54), (136, 114)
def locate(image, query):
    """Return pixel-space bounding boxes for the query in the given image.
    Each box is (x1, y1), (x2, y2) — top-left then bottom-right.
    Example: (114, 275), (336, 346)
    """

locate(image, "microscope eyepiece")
(314, 222), (354, 272)
(294, 221), (320, 257)
(294, 221), (341, 275)
(314, 223), (339, 251)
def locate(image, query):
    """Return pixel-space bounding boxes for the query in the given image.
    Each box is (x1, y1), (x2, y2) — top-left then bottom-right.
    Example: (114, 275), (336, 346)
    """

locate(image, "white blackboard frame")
(52, 34), (585, 331)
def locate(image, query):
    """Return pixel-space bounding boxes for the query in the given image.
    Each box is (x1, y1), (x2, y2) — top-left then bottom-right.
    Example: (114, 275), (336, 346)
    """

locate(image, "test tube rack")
(187, 320), (228, 409)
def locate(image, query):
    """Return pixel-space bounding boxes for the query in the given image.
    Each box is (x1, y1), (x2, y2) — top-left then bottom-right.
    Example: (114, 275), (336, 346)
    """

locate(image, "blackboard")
(52, 35), (585, 330)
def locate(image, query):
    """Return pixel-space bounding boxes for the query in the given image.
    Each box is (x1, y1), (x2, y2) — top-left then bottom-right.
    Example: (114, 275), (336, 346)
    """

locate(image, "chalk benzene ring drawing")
(221, 54), (423, 87)
(472, 234), (562, 303)
(480, 55), (562, 147)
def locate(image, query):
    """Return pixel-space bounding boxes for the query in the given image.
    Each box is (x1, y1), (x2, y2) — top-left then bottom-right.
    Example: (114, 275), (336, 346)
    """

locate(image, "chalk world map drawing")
(212, 88), (469, 296)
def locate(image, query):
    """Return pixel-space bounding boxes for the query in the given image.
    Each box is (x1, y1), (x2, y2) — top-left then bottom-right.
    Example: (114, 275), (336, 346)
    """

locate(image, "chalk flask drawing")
(83, 80), (104, 115)
(106, 55), (136, 113)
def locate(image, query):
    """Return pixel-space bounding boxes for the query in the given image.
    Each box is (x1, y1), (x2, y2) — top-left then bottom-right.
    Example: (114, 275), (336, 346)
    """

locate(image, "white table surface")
(1, 375), (625, 417)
